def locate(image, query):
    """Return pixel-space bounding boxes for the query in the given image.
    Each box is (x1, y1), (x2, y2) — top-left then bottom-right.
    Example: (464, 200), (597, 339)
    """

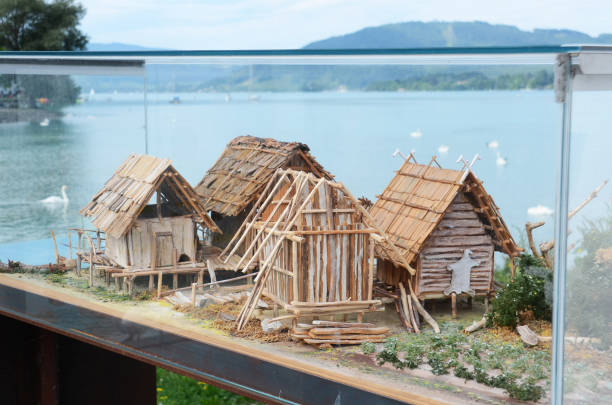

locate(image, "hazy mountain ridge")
(87, 43), (167, 51)
(304, 21), (612, 49)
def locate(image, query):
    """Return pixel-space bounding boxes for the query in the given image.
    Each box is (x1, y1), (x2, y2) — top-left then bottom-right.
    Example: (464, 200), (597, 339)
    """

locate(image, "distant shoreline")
(0, 108), (61, 124)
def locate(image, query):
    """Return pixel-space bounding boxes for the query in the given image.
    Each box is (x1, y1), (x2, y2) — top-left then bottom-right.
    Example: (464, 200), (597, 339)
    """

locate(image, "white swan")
(40, 185), (69, 204)
(496, 152), (507, 167)
(410, 128), (423, 138)
(40, 118), (50, 127)
(487, 140), (499, 149)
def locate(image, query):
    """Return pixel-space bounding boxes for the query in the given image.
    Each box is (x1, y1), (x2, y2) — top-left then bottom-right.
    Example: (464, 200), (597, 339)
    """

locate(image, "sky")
(79, 0), (612, 49)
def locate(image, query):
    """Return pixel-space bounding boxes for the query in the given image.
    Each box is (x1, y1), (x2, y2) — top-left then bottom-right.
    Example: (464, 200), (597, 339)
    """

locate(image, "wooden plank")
(309, 327), (389, 336)
(301, 208), (356, 214)
(310, 320), (376, 328)
(303, 337), (386, 344)
(292, 240), (298, 302)
(428, 235), (492, 247)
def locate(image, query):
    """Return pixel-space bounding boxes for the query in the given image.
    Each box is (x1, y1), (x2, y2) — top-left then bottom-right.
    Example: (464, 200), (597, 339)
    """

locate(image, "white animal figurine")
(444, 249), (480, 296)
(40, 185), (69, 205)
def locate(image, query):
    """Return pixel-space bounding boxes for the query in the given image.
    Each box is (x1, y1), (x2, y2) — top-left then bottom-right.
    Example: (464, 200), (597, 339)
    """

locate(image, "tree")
(0, 0), (88, 111)
(0, 0), (87, 51)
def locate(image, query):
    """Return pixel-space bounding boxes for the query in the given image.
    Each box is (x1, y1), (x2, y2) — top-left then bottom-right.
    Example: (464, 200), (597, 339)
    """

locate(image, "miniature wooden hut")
(194, 136), (333, 244)
(81, 154), (221, 269)
(370, 156), (521, 312)
(220, 169), (407, 330)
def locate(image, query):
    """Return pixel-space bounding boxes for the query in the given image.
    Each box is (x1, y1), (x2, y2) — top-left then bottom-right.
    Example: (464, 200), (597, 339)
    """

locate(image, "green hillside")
(304, 21), (611, 49)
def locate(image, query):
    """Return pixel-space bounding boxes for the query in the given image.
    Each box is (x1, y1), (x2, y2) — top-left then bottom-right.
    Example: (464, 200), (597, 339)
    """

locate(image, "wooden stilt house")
(220, 169), (407, 330)
(80, 154), (221, 269)
(194, 136), (333, 246)
(370, 156), (521, 312)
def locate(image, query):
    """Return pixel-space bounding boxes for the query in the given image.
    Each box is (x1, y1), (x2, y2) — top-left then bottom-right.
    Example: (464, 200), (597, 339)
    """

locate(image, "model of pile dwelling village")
(66, 135), (521, 347)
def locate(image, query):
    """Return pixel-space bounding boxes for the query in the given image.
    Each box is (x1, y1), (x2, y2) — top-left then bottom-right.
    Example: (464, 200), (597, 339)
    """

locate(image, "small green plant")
(488, 254), (552, 328)
(360, 342), (376, 355)
(427, 352), (449, 375)
(402, 344), (425, 369)
(47, 273), (65, 284)
(506, 379), (545, 402)
(376, 338), (406, 369)
(454, 364), (474, 380)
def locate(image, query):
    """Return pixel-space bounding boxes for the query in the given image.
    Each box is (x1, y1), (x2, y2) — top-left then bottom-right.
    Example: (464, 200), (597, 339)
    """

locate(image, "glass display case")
(0, 46), (609, 404)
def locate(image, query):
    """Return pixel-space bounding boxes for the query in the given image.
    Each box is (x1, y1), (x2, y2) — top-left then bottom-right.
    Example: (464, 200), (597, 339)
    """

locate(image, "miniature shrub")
(360, 342), (376, 355)
(505, 380), (544, 402)
(376, 338), (406, 369)
(402, 344), (425, 369)
(454, 364), (474, 380)
(427, 352), (449, 375)
(488, 372), (517, 389)
(488, 254), (552, 328)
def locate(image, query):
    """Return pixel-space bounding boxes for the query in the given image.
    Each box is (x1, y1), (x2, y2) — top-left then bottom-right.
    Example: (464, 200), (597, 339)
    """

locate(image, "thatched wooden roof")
(370, 157), (520, 270)
(81, 154), (220, 239)
(195, 136), (332, 217)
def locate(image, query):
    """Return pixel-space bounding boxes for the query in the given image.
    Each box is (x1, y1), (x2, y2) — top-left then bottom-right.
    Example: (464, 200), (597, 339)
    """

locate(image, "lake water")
(2, 89), (608, 264)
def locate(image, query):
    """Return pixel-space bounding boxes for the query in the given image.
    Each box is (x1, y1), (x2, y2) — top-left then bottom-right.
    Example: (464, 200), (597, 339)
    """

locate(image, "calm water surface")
(0, 90), (586, 262)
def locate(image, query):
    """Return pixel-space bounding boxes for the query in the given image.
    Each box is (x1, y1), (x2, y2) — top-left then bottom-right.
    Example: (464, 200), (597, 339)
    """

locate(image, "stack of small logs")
(292, 320), (390, 349)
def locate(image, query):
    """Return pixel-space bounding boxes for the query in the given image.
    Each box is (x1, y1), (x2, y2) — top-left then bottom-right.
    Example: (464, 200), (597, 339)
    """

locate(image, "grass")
(157, 368), (259, 405)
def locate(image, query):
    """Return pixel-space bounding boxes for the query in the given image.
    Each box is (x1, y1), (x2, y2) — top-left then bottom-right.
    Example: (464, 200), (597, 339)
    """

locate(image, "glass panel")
(0, 50), (572, 403)
(563, 88), (612, 403)
(0, 65), (146, 263)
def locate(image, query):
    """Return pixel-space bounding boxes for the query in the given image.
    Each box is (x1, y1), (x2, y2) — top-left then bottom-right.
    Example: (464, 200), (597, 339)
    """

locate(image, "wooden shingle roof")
(370, 157), (520, 270)
(195, 136), (332, 217)
(81, 154), (220, 239)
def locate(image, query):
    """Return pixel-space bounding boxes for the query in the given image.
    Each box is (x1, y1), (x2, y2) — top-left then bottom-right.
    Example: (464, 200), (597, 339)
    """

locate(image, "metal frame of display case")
(1, 45), (611, 404)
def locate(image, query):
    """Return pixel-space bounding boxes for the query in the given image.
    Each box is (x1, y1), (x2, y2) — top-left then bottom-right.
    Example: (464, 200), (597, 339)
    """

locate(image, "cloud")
(78, 0), (612, 49)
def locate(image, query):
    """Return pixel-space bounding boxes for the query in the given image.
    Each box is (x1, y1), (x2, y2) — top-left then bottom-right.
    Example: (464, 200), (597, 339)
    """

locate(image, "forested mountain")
(304, 21), (612, 49)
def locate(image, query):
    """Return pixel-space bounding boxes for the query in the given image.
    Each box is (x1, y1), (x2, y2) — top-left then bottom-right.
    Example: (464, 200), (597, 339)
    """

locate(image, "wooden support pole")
(399, 282), (419, 333)
(451, 293), (457, 319)
(172, 248), (178, 289)
(148, 275), (154, 292)
(356, 313), (364, 323)
(76, 231), (82, 276)
(157, 271), (163, 298)
(484, 296), (489, 313)
(68, 230), (72, 259)
(292, 240), (299, 302)
(367, 237), (374, 301)
(96, 229), (101, 251)
(191, 283), (197, 307)
(50, 230), (59, 265)
(89, 249), (94, 287)
(129, 277), (134, 296)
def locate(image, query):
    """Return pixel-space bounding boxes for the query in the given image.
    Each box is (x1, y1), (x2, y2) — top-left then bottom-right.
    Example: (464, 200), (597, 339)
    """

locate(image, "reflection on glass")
(563, 91), (612, 403)
(0, 54), (575, 404)
(0, 73), (145, 261)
